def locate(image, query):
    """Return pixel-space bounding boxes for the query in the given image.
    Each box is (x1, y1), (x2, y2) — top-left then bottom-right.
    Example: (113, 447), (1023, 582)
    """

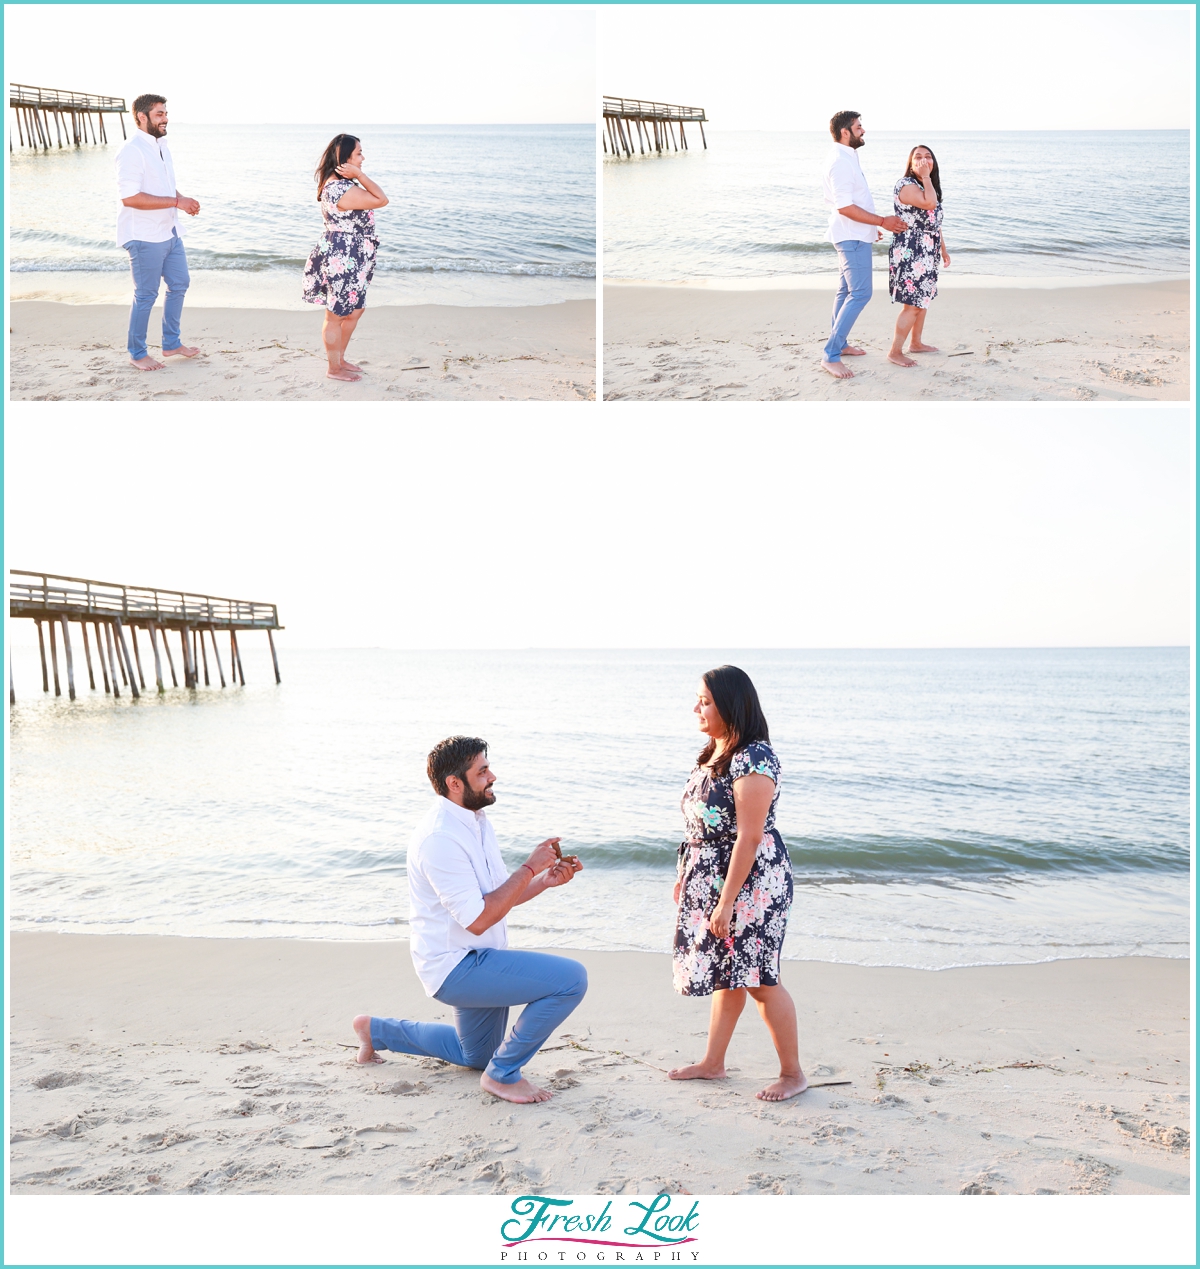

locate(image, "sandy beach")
(9, 933), (1189, 1196)
(8, 300), (595, 402)
(602, 280), (1190, 402)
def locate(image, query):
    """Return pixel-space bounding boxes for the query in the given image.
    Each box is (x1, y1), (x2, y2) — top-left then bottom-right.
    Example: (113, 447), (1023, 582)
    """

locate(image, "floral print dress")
(673, 741), (794, 996)
(302, 178), (378, 316)
(888, 176), (943, 309)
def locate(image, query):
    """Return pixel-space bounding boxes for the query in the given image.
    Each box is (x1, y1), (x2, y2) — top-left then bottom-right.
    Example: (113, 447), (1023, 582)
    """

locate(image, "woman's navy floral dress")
(673, 741), (794, 996)
(303, 178), (378, 316)
(888, 176), (943, 309)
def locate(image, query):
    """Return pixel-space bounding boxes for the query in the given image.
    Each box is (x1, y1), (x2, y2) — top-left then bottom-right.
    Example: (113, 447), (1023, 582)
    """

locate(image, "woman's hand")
(941, 247), (951, 267)
(913, 155), (934, 180)
(335, 162), (363, 181)
(709, 901), (735, 940)
(672, 880), (682, 905)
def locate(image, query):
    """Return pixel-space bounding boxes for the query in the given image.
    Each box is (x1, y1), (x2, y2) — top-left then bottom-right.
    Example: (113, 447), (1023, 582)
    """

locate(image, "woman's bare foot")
(887, 351), (918, 367)
(326, 367), (361, 382)
(821, 360), (853, 379)
(667, 1060), (727, 1081)
(756, 1072), (808, 1101)
(163, 345), (200, 359)
(130, 356), (164, 371)
(480, 1073), (552, 1103)
(340, 360), (363, 372)
(840, 345), (867, 356)
(351, 1014), (385, 1064)
(908, 342), (939, 353)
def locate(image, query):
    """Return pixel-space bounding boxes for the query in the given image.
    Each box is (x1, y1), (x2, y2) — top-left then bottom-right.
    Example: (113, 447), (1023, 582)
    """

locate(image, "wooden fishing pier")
(9, 82), (127, 151)
(603, 96), (707, 157)
(9, 570), (282, 703)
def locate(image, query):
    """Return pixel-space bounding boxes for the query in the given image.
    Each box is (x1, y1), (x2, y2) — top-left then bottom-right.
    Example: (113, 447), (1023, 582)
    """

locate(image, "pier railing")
(9, 83), (125, 112)
(603, 97), (707, 157)
(603, 97), (706, 123)
(10, 570), (279, 630)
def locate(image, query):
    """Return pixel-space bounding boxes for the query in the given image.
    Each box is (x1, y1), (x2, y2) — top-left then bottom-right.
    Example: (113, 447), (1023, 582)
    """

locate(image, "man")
(821, 111), (907, 380)
(115, 94), (201, 371)
(352, 736), (586, 1105)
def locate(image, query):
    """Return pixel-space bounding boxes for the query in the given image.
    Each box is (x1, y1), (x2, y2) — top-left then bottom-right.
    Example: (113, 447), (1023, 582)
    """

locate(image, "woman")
(887, 145), (951, 368)
(303, 134), (389, 383)
(668, 665), (807, 1102)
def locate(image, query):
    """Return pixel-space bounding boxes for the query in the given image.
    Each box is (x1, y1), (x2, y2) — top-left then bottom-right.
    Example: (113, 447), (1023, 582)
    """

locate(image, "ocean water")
(603, 130), (1191, 283)
(8, 123), (595, 307)
(8, 647), (1190, 970)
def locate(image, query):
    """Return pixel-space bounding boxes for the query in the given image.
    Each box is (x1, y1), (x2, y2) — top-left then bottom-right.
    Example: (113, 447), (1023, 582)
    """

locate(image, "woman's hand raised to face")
(913, 155), (934, 180)
(335, 162), (364, 181)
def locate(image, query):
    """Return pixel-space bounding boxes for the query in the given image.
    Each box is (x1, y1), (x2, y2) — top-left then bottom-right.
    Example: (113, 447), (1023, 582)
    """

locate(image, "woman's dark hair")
(697, 665), (770, 777)
(904, 144), (942, 203)
(315, 133), (359, 200)
(427, 735), (487, 797)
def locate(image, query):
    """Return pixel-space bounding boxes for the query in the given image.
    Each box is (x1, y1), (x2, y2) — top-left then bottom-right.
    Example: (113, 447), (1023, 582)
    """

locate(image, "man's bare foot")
(821, 360), (853, 379)
(841, 345), (867, 356)
(480, 1072), (552, 1103)
(908, 342), (939, 353)
(667, 1060), (727, 1081)
(887, 351), (918, 367)
(130, 356), (164, 371)
(163, 345), (200, 359)
(351, 1014), (385, 1064)
(326, 367), (361, 382)
(756, 1072), (808, 1101)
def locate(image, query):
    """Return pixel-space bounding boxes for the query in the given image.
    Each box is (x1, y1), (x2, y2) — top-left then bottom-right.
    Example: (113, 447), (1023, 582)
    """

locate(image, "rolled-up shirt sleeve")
(420, 834), (488, 929)
(116, 146), (146, 199)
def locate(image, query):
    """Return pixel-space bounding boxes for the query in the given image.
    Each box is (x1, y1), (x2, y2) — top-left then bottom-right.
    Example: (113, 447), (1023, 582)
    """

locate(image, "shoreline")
(602, 278), (1190, 401)
(9, 298), (596, 402)
(605, 272), (1190, 293)
(9, 932), (1190, 1195)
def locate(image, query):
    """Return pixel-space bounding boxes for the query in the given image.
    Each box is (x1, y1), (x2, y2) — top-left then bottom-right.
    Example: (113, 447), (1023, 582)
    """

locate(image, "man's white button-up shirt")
(115, 129), (182, 247)
(823, 142), (877, 244)
(407, 797), (511, 996)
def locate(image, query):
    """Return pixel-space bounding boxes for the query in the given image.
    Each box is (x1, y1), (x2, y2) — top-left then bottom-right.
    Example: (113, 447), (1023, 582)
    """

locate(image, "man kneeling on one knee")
(353, 736), (586, 1105)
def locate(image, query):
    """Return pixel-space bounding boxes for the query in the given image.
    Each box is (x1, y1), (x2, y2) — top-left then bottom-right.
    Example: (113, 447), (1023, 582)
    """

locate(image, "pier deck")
(9, 82), (126, 150)
(9, 570), (282, 701)
(603, 96), (707, 156)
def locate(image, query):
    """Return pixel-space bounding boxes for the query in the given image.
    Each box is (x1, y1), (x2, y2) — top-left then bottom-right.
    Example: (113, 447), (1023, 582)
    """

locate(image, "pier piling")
(94, 621), (111, 693)
(49, 618), (61, 696)
(81, 621), (96, 690)
(130, 624), (146, 689)
(114, 619), (139, 698)
(60, 615), (76, 701)
(36, 620), (49, 692)
(149, 623), (165, 693)
(103, 623), (120, 698)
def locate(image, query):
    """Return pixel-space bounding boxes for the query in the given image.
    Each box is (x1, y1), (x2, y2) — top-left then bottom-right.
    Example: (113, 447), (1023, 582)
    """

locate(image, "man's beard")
(460, 783), (496, 812)
(148, 122), (167, 138)
(848, 134), (864, 149)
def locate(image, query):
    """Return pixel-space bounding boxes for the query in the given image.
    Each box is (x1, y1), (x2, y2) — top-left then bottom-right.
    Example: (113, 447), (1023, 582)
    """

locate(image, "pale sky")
(601, 4), (1195, 130)
(4, 407), (1192, 650)
(4, 4), (596, 124)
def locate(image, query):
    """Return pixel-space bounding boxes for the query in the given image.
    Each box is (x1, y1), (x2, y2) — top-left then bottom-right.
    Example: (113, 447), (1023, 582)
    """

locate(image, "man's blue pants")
(371, 948), (588, 1085)
(123, 231), (190, 360)
(824, 238), (873, 362)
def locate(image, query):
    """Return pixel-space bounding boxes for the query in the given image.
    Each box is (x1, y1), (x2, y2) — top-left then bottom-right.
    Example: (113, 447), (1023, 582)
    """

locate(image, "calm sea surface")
(8, 647), (1190, 970)
(9, 123), (595, 307)
(604, 130), (1191, 283)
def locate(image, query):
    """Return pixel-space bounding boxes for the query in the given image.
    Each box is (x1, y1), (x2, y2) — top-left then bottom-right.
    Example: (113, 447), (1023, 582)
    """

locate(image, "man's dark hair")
(829, 110), (860, 143)
(427, 736), (488, 798)
(132, 94), (166, 124)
